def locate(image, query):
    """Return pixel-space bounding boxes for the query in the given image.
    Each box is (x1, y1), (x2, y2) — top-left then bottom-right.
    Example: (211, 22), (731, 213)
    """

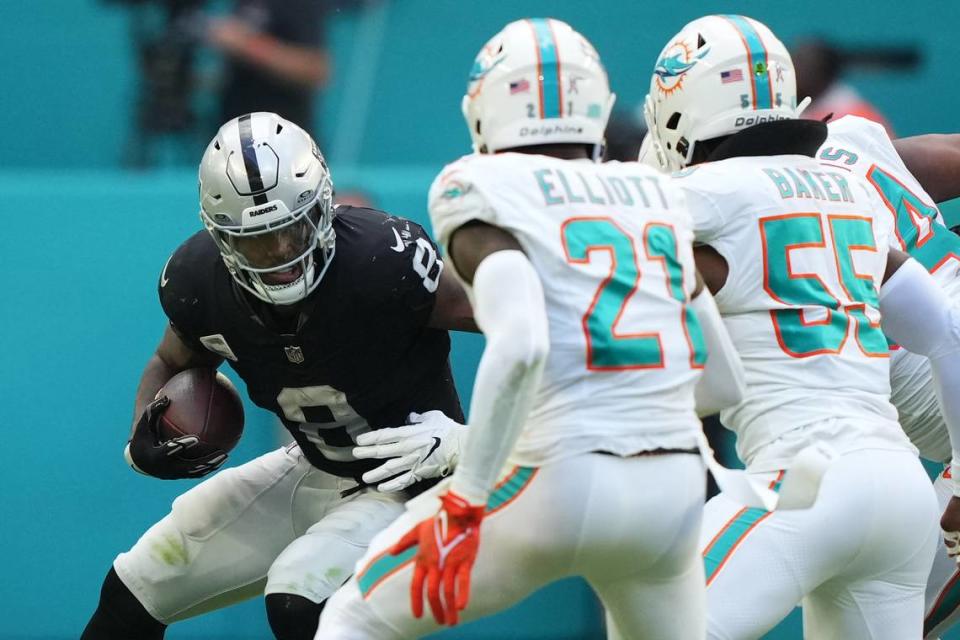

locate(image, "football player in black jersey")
(81, 112), (476, 640)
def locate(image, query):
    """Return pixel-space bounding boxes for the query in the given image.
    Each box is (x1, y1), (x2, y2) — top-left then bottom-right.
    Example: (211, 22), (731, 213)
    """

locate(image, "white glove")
(353, 411), (467, 492)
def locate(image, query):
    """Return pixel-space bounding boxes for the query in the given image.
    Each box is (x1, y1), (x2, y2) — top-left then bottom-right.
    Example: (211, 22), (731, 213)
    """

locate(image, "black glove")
(124, 396), (227, 479)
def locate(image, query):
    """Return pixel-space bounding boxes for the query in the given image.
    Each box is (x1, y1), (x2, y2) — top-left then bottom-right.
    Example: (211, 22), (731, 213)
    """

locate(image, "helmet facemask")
(204, 173), (335, 306)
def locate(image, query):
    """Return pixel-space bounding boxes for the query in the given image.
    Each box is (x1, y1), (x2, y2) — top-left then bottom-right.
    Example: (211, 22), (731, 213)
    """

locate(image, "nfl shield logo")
(284, 346), (305, 364)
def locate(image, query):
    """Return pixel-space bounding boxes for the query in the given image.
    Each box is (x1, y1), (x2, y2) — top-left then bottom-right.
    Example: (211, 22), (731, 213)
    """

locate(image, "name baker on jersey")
(534, 168), (670, 209)
(762, 166), (855, 203)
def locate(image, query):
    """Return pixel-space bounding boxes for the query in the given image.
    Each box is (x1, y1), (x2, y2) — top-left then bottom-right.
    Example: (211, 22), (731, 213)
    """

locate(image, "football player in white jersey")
(317, 18), (748, 639)
(818, 119), (960, 638)
(642, 15), (960, 639)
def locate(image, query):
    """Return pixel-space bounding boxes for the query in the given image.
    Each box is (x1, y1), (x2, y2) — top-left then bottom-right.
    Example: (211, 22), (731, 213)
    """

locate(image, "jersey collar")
(707, 119), (828, 162)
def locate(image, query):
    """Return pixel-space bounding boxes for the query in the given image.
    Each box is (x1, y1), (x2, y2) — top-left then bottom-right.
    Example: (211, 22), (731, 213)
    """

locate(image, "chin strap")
(591, 142), (605, 162)
(642, 94), (670, 171)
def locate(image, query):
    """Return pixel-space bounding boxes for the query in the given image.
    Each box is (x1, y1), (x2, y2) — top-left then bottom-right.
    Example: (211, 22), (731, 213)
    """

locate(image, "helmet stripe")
(528, 18), (562, 118)
(545, 19), (564, 117)
(237, 114), (268, 205)
(722, 15), (773, 110)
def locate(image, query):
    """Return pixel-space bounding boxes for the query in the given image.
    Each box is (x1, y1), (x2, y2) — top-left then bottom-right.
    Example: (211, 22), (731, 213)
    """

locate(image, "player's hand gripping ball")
(125, 368), (244, 479)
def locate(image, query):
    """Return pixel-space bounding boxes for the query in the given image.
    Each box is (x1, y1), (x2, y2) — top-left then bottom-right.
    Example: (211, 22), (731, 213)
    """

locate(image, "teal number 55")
(561, 217), (706, 371)
(760, 213), (887, 358)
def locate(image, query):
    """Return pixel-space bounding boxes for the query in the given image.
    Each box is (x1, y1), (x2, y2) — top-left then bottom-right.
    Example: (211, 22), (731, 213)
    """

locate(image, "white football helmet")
(643, 15), (810, 171)
(199, 112), (335, 306)
(462, 18), (616, 155)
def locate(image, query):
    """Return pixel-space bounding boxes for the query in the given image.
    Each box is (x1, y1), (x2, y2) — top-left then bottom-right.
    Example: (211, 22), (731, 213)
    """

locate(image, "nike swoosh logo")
(425, 436), (441, 460)
(390, 227), (405, 253)
(160, 255), (173, 288)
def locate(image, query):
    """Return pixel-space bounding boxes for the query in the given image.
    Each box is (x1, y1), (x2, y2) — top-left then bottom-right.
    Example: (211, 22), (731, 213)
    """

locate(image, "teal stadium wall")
(1, 1), (958, 638)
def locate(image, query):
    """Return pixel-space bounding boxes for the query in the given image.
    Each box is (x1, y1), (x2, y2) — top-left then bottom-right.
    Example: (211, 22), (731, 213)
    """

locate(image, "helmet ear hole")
(666, 112), (682, 131)
(276, 123), (283, 134)
(697, 33), (707, 48)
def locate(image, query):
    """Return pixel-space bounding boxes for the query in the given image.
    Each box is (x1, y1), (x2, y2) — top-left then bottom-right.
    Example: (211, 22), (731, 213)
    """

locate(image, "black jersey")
(158, 206), (464, 483)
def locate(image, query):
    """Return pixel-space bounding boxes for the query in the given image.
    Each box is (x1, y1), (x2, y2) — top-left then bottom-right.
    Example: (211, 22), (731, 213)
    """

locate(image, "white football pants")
(113, 444), (405, 623)
(701, 448), (938, 640)
(316, 451), (706, 640)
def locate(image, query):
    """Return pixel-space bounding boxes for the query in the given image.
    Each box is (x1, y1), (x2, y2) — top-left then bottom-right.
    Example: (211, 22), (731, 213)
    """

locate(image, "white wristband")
(951, 459), (960, 498)
(123, 442), (148, 476)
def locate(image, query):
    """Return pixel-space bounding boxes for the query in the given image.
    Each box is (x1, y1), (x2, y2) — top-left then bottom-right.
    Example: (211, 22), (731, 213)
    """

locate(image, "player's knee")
(80, 567), (166, 640)
(317, 581), (390, 640)
(265, 593), (325, 640)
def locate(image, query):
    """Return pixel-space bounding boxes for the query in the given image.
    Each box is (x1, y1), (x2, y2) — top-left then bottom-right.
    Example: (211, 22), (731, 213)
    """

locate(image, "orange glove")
(391, 491), (485, 626)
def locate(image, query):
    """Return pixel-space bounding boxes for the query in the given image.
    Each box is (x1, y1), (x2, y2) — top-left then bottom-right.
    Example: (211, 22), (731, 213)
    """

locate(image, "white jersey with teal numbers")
(428, 153), (706, 467)
(822, 115), (960, 461)
(677, 153), (914, 470)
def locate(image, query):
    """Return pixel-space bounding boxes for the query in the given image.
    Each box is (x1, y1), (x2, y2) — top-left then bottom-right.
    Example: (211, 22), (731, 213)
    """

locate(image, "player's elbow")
(298, 52), (330, 87)
(695, 371), (745, 417)
(714, 375), (746, 411)
(488, 319), (550, 373)
(880, 258), (960, 360)
(520, 326), (550, 370)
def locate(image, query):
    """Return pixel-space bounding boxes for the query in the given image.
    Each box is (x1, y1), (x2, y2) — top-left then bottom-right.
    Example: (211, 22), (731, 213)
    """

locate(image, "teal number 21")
(561, 217), (706, 371)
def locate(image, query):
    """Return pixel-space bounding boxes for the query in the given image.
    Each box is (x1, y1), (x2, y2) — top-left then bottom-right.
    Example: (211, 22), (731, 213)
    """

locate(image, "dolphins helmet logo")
(654, 39), (711, 96)
(467, 44), (506, 98)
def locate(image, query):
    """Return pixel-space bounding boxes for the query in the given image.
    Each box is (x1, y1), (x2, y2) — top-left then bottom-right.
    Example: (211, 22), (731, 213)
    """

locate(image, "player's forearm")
(129, 327), (222, 438)
(691, 289), (745, 416)
(129, 354), (179, 439)
(232, 35), (328, 87)
(880, 258), (960, 491)
(428, 271), (480, 333)
(449, 251), (549, 505)
(893, 134), (960, 203)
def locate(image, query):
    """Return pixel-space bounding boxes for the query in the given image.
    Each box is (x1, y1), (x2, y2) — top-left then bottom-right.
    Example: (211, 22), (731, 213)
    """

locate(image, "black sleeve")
(270, 0), (328, 47)
(157, 237), (208, 352)
(363, 215), (444, 330)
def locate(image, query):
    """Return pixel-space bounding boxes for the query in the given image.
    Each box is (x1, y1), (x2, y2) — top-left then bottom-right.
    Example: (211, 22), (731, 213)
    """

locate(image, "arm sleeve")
(880, 258), (960, 493)
(448, 250), (550, 505)
(691, 288), (746, 417)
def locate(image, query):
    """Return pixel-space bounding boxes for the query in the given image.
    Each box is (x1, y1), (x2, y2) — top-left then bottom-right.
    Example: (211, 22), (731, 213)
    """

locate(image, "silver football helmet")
(199, 112), (335, 305)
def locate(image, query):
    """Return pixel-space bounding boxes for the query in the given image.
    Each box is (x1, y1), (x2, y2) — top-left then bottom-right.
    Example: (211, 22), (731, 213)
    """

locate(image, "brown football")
(157, 368), (245, 457)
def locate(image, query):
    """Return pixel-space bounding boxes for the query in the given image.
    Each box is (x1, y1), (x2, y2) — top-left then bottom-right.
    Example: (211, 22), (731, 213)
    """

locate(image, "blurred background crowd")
(1, 1), (958, 638)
